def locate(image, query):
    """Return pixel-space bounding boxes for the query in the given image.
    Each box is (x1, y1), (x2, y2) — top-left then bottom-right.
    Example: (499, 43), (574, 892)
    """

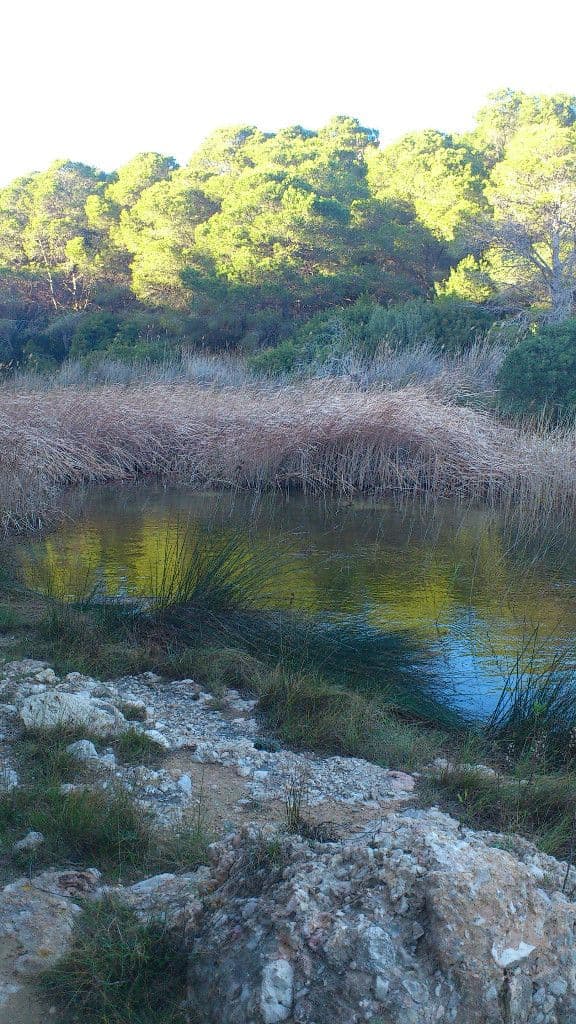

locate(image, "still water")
(17, 485), (576, 717)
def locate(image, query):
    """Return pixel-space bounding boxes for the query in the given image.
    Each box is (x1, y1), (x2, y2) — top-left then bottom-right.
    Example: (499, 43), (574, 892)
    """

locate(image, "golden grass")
(1, 380), (576, 530)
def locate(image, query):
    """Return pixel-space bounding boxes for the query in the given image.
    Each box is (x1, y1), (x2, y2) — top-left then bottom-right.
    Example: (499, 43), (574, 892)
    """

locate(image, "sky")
(2, 0), (576, 185)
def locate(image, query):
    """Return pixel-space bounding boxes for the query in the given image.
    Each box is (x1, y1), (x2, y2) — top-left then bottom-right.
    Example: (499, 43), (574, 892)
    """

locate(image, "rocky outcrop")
(187, 811), (576, 1024)
(0, 868), (101, 980)
(2, 659), (576, 1024)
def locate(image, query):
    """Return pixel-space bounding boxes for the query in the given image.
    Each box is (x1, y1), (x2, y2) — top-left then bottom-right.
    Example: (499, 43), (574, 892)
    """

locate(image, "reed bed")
(1, 380), (576, 531)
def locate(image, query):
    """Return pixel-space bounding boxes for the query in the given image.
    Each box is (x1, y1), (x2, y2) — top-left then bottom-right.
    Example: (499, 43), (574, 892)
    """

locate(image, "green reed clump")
(150, 529), (284, 615)
(485, 635), (576, 769)
(256, 664), (448, 766)
(40, 897), (193, 1024)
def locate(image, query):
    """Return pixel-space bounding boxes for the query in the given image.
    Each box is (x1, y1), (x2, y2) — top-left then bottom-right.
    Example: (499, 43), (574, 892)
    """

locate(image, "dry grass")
(1, 380), (576, 530)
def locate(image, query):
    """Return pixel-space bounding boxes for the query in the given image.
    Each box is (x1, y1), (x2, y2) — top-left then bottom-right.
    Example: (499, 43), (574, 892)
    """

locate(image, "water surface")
(17, 486), (576, 716)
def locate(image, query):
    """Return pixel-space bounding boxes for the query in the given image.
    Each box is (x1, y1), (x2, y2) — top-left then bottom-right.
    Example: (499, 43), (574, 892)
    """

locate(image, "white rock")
(0, 767), (19, 791)
(260, 959), (294, 1023)
(491, 941), (536, 968)
(66, 739), (99, 761)
(19, 691), (127, 736)
(13, 831), (45, 852)
(34, 669), (57, 685)
(129, 873), (176, 894)
(143, 729), (171, 749)
(177, 774), (193, 796)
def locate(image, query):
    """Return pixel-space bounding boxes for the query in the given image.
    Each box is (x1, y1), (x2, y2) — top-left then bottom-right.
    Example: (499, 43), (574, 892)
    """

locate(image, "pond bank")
(1, 659), (576, 1024)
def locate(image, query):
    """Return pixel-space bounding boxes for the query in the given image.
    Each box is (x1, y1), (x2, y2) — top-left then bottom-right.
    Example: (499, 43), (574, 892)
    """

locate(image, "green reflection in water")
(16, 485), (576, 712)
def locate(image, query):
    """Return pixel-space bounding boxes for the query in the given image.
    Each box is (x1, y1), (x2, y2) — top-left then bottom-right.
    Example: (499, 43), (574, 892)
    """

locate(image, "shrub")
(497, 319), (576, 417)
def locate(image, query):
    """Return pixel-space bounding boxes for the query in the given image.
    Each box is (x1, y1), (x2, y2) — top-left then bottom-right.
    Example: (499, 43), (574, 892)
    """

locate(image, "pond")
(17, 485), (576, 718)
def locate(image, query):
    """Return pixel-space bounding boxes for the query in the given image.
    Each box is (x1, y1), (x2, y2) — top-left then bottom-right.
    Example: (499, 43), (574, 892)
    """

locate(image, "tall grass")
(485, 632), (576, 768)
(1, 378), (576, 531)
(41, 898), (191, 1024)
(149, 529), (284, 614)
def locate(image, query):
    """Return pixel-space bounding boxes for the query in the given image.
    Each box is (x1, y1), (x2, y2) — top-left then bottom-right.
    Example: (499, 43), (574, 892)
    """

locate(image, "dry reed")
(1, 380), (576, 531)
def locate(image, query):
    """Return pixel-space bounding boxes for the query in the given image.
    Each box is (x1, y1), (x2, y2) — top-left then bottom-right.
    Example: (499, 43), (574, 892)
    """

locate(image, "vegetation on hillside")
(1, 89), (576, 415)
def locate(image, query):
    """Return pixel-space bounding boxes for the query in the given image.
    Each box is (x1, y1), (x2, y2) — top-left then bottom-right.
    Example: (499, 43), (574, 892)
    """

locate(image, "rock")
(102, 867), (210, 929)
(18, 691), (128, 736)
(187, 811), (576, 1024)
(66, 739), (99, 761)
(0, 766), (19, 791)
(0, 659), (49, 680)
(260, 959), (294, 1023)
(177, 774), (192, 796)
(143, 728), (171, 749)
(33, 669), (57, 685)
(0, 869), (100, 981)
(13, 831), (45, 853)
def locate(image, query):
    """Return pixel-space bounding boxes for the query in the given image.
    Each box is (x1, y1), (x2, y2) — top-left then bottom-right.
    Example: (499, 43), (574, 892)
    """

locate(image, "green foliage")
(250, 296), (497, 374)
(0, 783), (149, 873)
(115, 727), (167, 765)
(429, 763), (576, 859)
(150, 529), (282, 615)
(41, 898), (191, 1024)
(257, 665), (447, 766)
(497, 320), (576, 416)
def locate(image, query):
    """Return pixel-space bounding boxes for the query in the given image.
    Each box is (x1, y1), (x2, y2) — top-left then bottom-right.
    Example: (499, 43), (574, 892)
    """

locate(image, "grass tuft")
(426, 762), (576, 860)
(40, 897), (192, 1024)
(115, 728), (166, 765)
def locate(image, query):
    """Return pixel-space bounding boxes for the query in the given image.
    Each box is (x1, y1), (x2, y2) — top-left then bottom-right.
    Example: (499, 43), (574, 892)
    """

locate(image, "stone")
(0, 766), (19, 791)
(13, 831), (45, 853)
(177, 774), (192, 796)
(19, 691), (128, 736)
(491, 941), (535, 968)
(260, 959), (294, 1023)
(143, 729), (171, 749)
(34, 669), (57, 685)
(187, 812), (576, 1024)
(0, 869), (100, 982)
(66, 739), (99, 761)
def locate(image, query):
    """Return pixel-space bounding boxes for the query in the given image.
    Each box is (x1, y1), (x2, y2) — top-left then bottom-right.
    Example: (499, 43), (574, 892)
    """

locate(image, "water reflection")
(17, 485), (576, 715)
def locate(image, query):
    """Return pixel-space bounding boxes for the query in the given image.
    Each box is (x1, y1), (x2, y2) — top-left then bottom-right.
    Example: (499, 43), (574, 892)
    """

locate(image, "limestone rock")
(187, 811), (576, 1024)
(13, 832), (45, 853)
(18, 690), (128, 736)
(66, 739), (99, 761)
(0, 869), (100, 977)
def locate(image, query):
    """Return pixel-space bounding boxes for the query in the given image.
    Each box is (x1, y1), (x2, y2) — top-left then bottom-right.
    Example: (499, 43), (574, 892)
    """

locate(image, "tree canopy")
(1, 92), (576, 367)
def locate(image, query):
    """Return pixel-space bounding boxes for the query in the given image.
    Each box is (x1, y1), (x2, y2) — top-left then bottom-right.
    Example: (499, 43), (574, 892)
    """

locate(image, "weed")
(0, 602), (23, 630)
(40, 897), (192, 1024)
(284, 767), (311, 834)
(116, 700), (148, 722)
(425, 763), (576, 859)
(114, 728), (166, 766)
(0, 784), (149, 874)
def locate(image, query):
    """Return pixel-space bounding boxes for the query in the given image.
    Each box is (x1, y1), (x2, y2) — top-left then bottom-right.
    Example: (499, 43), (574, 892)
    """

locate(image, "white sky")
(2, 0), (576, 185)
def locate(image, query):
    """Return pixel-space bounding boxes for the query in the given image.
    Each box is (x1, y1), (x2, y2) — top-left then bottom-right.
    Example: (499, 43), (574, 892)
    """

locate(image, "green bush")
(249, 297), (497, 376)
(497, 319), (576, 417)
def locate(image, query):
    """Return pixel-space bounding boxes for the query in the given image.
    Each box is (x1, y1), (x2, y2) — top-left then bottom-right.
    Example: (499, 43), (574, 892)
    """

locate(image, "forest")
(2, 88), (576, 413)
